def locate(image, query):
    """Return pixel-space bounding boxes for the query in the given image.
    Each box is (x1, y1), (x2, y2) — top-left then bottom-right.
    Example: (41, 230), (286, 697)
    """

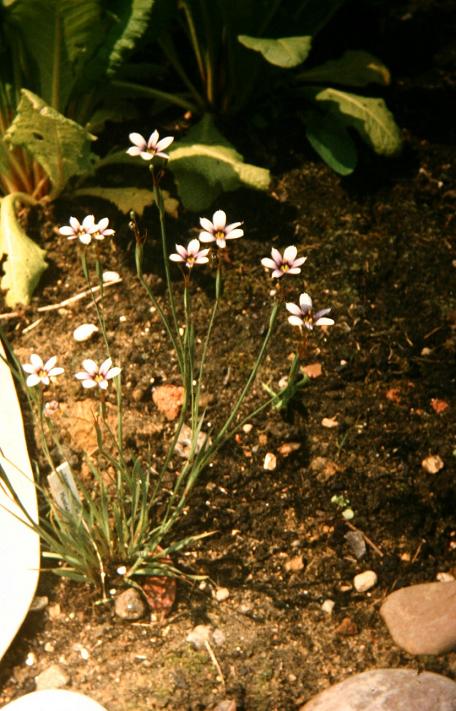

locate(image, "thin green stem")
(211, 302), (279, 447)
(111, 80), (197, 113)
(179, 0), (206, 89)
(152, 172), (183, 365)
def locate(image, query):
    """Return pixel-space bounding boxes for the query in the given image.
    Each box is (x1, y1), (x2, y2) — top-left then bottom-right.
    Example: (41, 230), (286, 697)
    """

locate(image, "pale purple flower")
(199, 210), (244, 249)
(59, 215), (99, 245)
(93, 217), (115, 240)
(22, 354), (64, 387)
(261, 245), (307, 278)
(43, 400), (60, 417)
(127, 130), (174, 161)
(75, 358), (121, 390)
(286, 293), (334, 330)
(169, 239), (210, 268)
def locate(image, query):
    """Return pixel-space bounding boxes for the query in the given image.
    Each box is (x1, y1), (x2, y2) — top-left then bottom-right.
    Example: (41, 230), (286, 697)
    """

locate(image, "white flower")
(261, 246), (306, 278)
(286, 293), (334, 330)
(75, 358), (121, 390)
(59, 215), (99, 245)
(127, 130), (174, 161)
(169, 239), (210, 268)
(93, 217), (115, 240)
(199, 210), (244, 249)
(22, 354), (64, 387)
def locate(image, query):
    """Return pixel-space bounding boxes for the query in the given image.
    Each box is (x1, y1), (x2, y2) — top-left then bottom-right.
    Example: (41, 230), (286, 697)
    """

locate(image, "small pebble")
(25, 653), (36, 667)
(242, 423), (253, 434)
(114, 588), (146, 620)
(30, 596), (49, 611)
(73, 323), (98, 342)
(321, 599), (335, 614)
(353, 570), (378, 592)
(421, 454), (444, 474)
(421, 347), (432, 356)
(132, 387), (146, 402)
(35, 664), (69, 690)
(44, 643), (54, 653)
(436, 572), (455, 583)
(48, 603), (61, 619)
(263, 452), (277, 471)
(214, 587), (230, 602)
(344, 530), (366, 560)
(103, 271), (120, 283)
(187, 624), (212, 650)
(212, 628), (226, 646)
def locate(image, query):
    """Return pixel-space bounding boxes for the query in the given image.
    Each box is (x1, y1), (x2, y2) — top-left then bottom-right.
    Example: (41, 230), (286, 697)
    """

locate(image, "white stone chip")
(73, 323), (98, 342)
(263, 452), (277, 471)
(321, 599), (335, 614)
(353, 570), (378, 592)
(102, 271), (120, 283)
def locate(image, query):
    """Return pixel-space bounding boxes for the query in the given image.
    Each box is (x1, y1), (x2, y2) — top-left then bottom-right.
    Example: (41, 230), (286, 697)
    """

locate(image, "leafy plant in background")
(0, 133), (335, 601)
(118, 0), (401, 208)
(0, 0), (157, 307)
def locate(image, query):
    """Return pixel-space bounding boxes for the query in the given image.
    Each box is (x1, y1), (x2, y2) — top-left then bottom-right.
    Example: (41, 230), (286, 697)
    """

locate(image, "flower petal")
(288, 315), (304, 327)
(59, 226), (75, 236)
(79, 233), (92, 245)
(48, 367), (64, 377)
(199, 217), (214, 232)
(105, 366), (121, 380)
(26, 373), (40, 387)
(170, 254), (184, 262)
(212, 210), (227, 229)
(225, 228), (243, 240)
(99, 357), (113, 375)
(216, 238), (226, 249)
(286, 302), (302, 316)
(271, 247), (282, 264)
(148, 130), (160, 148)
(81, 379), (97, 388)
(283, 245), (297, 262)
(315, 316), (334, 327)
(129, 132), (146, 148)
(126, 146), (141, 157)
(299, 293), (313, 311)
(44, 356), (57, 371)
(261, 257), (277, 270)
(30, 354), (43, 369)
(156, 135), (174, 151)
(82, 359), (98, 376)
(199, 231), (215, 243)
(187, 238), (201, 253)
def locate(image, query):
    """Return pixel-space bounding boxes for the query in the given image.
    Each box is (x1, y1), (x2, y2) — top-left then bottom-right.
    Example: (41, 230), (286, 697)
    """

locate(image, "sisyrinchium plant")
(0, 128), (335, 606)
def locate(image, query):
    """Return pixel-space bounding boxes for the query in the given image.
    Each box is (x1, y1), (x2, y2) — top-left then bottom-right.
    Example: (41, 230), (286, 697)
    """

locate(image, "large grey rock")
(300, 669), (456, 710)
(380, 581), (456, 655)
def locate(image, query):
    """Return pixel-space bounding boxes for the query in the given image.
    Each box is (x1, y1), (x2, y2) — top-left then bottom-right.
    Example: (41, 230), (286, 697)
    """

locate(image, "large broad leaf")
(74, 186), (179, 218)
(0, 194), (47, 307)
(305, 111), (357, 175)
(238, 35), (312, 68)
(5, 90), (96, 198)
(297, 51), (390, 87)
(308, 87), (402, 156)
(168, 115), (270, 211)
(7, 0), (101, 111)
(95, 0), (157, 79)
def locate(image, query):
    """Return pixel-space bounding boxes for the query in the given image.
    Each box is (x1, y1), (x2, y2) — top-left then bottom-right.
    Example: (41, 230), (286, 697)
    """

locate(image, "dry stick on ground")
(0, 279), (122, 321)
(204, 640), (225, 689)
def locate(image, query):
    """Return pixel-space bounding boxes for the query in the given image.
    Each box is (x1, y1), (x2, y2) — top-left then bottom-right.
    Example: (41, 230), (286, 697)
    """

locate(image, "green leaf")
(309, 87), (402, 156)
(168, 115), (270, 211)
(5, 90), (96, 198)
(0, 194), (47, 307)
(238, 34), (312, 68)
(7, 0), (101, 111)
(98, 0), (157, 78)
(297, 50), (391, 87)
(305, 112), (357, 175)
(74, 186), (179, 218)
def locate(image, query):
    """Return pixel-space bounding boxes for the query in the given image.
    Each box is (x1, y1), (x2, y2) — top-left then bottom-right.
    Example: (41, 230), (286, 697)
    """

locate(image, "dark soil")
(1, 4), (456, 709)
